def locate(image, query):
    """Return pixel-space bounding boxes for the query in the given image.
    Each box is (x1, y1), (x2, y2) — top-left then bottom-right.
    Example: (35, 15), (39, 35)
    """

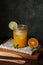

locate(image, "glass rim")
(17, 24), (28, 27)
(13, 24), (28, 30)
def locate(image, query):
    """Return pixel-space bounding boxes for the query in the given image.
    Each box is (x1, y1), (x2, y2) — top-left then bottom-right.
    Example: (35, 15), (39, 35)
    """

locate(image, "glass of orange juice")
(13, 24), (28, 48)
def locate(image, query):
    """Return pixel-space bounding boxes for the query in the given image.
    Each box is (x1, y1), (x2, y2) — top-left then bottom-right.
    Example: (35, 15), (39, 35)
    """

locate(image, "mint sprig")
(14, 44), (19, 49)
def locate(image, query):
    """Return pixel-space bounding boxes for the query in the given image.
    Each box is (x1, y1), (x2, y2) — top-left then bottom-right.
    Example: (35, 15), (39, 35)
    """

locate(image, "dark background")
(0, 0), (43, 44)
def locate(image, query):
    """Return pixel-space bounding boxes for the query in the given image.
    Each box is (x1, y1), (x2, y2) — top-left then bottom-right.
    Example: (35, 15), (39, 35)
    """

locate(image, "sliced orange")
(8, 21), (17, 30)
(28, 38), (39, 48)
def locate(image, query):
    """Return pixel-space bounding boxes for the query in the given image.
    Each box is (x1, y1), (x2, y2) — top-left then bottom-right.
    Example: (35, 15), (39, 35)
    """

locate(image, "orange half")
(28, 38), (39, 48)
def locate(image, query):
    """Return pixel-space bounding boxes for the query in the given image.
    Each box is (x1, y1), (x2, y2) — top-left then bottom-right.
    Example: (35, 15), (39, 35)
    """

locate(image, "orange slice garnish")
(8, 21), (17, 30)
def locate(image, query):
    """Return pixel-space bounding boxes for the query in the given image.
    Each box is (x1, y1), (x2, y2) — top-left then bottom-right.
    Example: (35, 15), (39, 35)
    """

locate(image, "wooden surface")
(0, 47), (43, 60)
(0, 39), (43, 64)
(0, 48), (41, 60)
(0, 47), (43, 65)
(0, 38), (43, 60)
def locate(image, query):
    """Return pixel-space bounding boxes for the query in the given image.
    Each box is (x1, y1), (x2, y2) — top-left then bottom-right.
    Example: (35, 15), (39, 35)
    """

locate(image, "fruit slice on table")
(9, 21), (17, 30)
(28, 38), (39, 48)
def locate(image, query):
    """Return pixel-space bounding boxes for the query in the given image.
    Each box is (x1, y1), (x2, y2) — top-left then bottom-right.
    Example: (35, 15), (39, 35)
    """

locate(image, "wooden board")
(0, 47), (43, 60)
(0, 39), (43, 60)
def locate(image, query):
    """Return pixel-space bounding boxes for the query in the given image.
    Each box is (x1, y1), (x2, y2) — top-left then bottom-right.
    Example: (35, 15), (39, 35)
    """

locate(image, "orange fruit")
(8, 21), (17, 30)
(28, 38), (39, 48)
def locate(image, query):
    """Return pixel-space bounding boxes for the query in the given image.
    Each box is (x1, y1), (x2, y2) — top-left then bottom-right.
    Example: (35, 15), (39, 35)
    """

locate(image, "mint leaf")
(14, 44), (19, 49)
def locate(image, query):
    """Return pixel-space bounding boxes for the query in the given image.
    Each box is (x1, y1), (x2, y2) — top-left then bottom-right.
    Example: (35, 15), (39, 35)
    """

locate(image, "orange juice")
(13, 25), (28, 48)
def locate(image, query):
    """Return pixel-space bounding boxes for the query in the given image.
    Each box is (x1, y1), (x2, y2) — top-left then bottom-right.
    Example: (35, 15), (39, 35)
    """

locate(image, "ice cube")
(16, 31), (23, 35)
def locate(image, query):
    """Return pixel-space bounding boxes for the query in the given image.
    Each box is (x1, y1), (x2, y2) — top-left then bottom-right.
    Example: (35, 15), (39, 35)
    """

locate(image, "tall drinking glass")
(13, 25), (28, 48)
